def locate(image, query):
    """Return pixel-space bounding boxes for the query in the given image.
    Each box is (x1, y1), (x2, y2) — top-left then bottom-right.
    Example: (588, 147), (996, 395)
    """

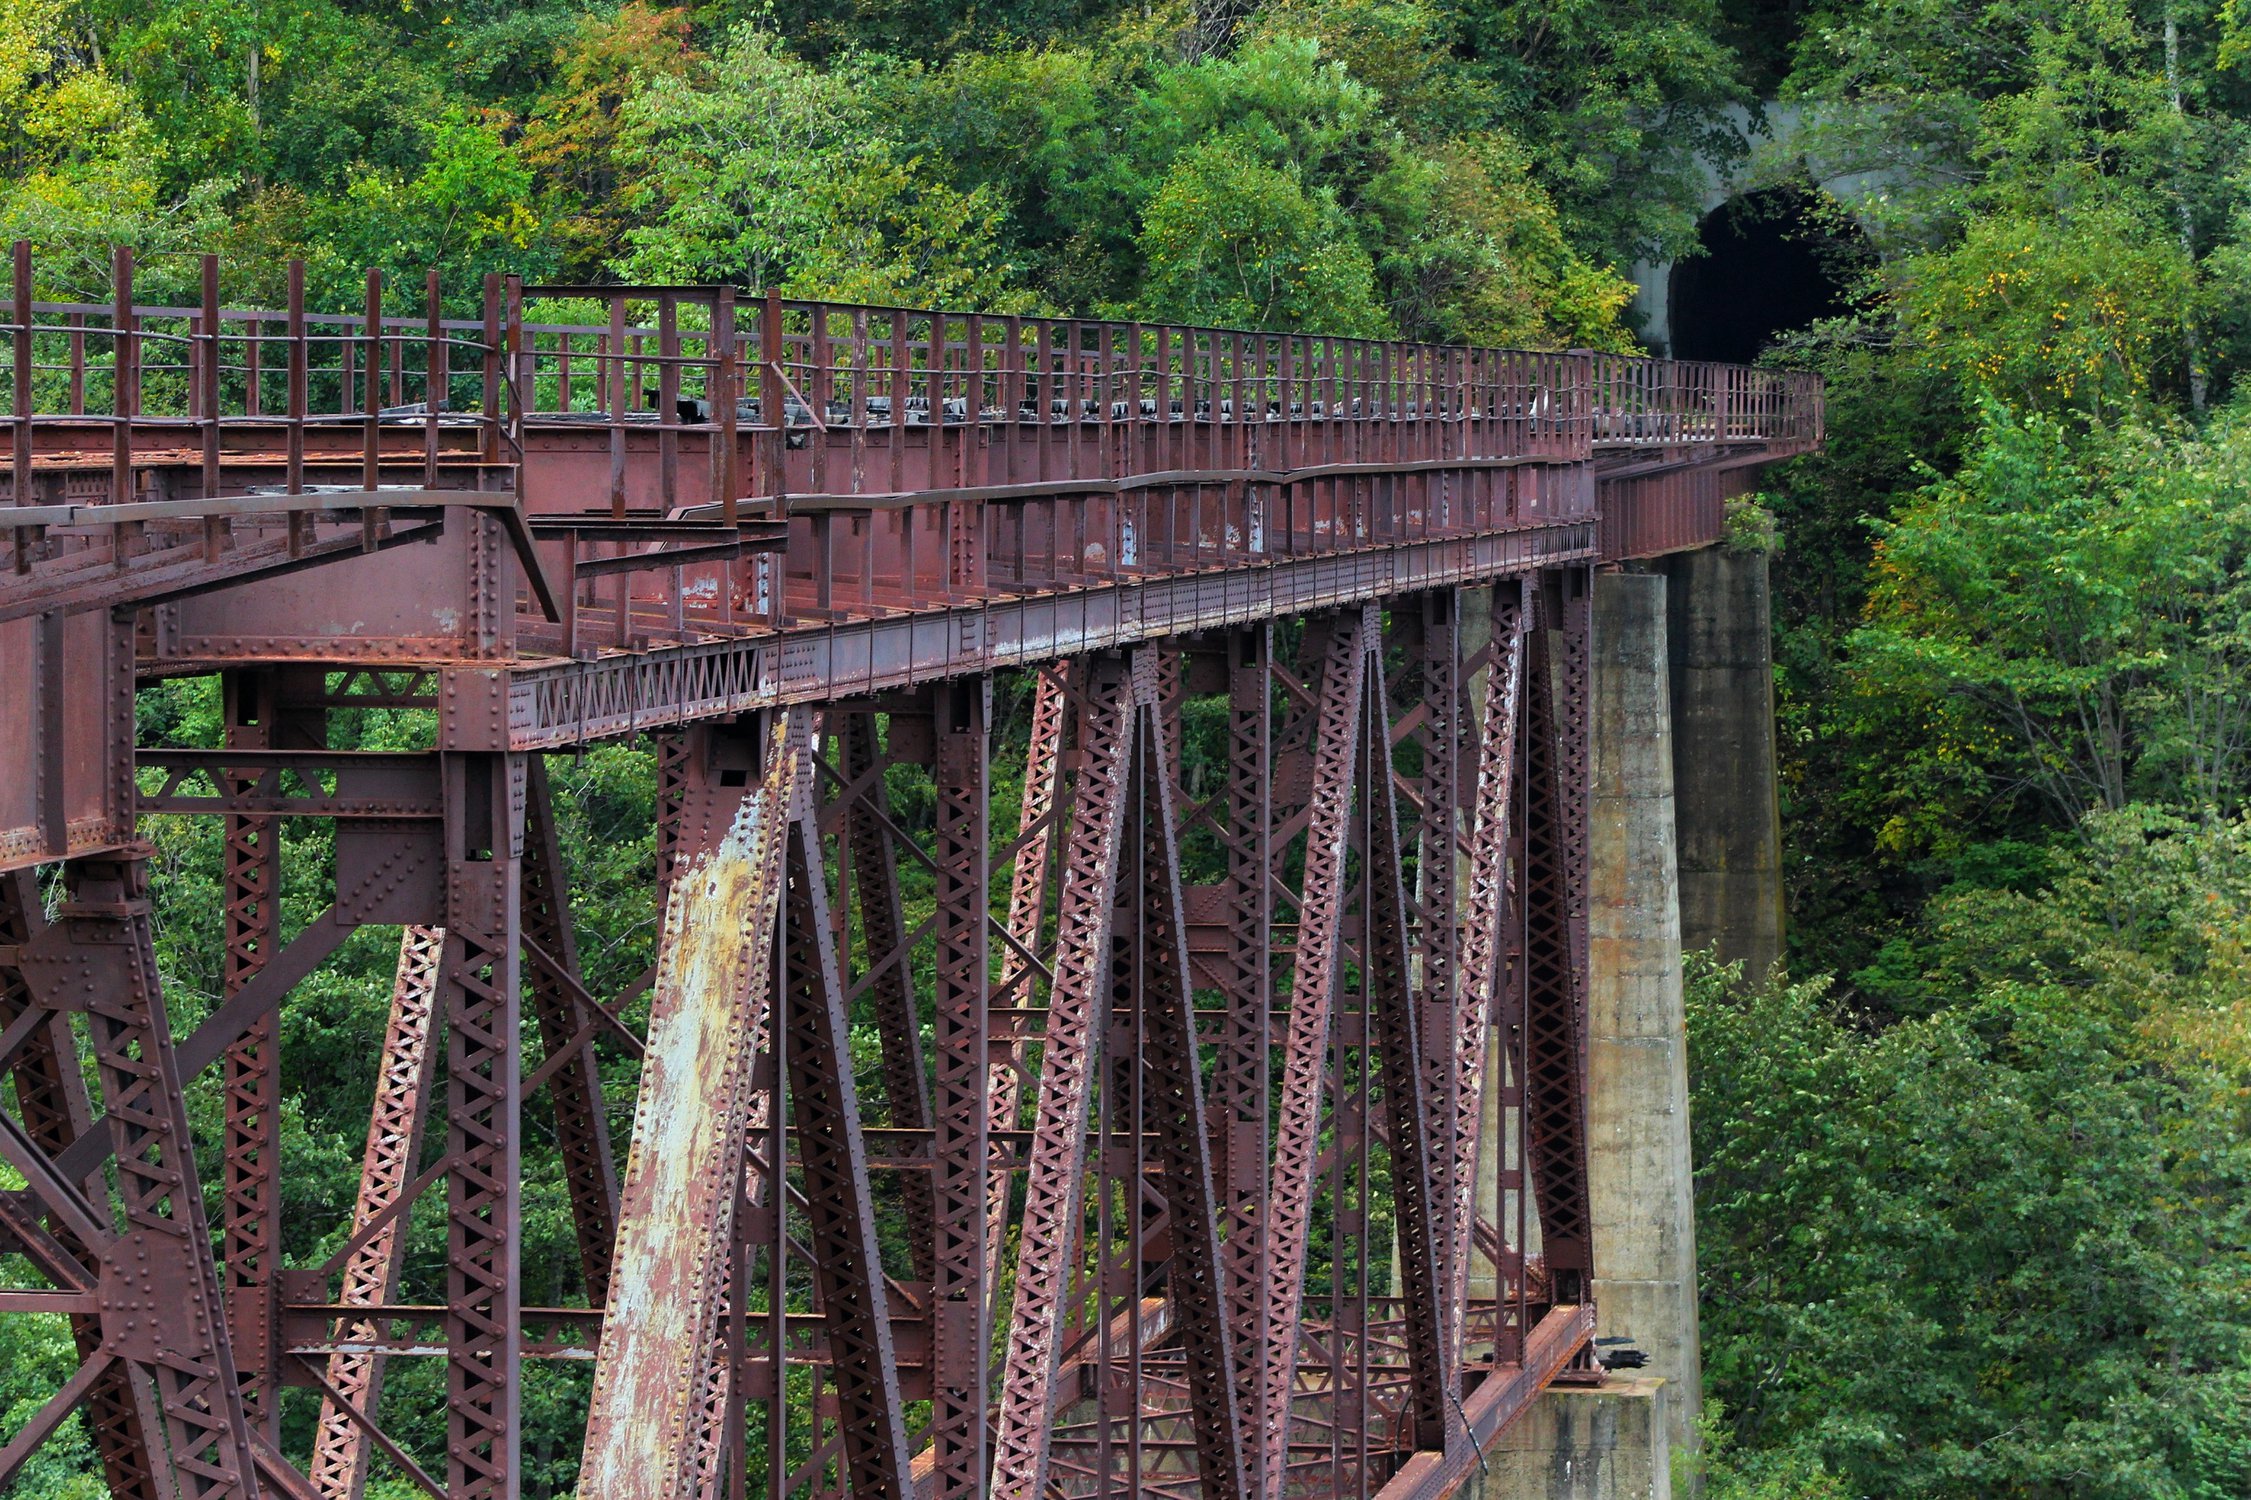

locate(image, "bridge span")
(0, 247), (1819, 1500)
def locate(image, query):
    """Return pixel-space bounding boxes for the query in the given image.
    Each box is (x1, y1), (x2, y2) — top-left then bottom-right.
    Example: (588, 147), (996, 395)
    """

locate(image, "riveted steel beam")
(309, 924), (444, 1500)
(780, 767), (915, 1500)
(579, 713), (800, 1500)
(924, 678), (991, 1500)
(521, 756), (622, 1305)
(989, 654), (1133, 1500)
(1448, 583), (1526, 1360)
(1256, 605), (1371, 1500)
(0, 867), (166, 1500)
(1363, 637), (1451, 1453)
(1126, 648), (1249, 1500)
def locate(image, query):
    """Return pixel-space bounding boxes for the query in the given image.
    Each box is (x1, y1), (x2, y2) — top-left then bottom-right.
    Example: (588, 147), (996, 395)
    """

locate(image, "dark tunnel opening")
(1667, 187), (1860, 364)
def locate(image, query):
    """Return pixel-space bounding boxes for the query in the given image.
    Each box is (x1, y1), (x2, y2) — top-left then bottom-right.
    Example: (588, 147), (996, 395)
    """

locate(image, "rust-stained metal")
(1448, 585), (1527, 1362)
(0, 241), (1822, 1500)
(309, 924), (444, 1500)
(578, 711), (800, 1500)
(990, 653), (1134, 1500)
(1257, 605), (1372, 1499)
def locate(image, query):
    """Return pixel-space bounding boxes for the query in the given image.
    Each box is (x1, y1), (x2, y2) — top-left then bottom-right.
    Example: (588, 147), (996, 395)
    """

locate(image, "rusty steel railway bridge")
(0, 246), (1820, 1500)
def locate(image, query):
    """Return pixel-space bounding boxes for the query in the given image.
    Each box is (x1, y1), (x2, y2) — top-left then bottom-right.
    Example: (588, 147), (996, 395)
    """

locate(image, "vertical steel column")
(1448, 585), (1526, 1360)
(985, 662), (1071, 1290)
(990, 654), (1134, 1500)
(1362, 641), (1450, 1453)
(1127, 649), (1250, 1500)
(926, 680), (991, 1500)
(220, 667), (320, 1432)
(1257, 605), (1371, 1500)
(443, 752), (526, 1500)
(0, 869), (166, 1500)
(520, 757), (621, 1304)
(1215, 623), (1272, 1493)
(781, 762), (914, 1500)
(1411, 595), (1464, 1268)
(1520, 572), (1593, 1300)
(579, 714), (799, 1500)
(310, 925), (444, 1500)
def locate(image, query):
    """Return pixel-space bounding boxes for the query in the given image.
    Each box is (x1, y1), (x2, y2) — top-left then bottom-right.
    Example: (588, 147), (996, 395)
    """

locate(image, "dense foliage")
(3, 0), (2251, 1494)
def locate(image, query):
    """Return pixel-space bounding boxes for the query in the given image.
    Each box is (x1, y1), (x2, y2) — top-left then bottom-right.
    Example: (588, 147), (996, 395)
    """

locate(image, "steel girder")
(1256, 604), (1373, 1500)
(989, 653), (1135, 1500)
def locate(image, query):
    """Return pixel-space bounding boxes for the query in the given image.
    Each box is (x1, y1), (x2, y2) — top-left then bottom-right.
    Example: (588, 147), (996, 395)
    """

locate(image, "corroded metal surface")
(578, 711), (800, 1500)
(0, 243), (1821, 1499)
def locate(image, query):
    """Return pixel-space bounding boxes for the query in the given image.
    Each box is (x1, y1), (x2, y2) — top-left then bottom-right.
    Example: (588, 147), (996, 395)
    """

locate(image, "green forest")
(3, 0), (2250, 1494)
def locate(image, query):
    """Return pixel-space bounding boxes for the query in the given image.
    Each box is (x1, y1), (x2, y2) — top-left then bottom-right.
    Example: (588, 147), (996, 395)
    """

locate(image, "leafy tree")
(1132, 137), (1386, 332)
(1689, 812), (2251, 1497)
(610, 26), (1028, 306)
(1847, 399), (2251, 852)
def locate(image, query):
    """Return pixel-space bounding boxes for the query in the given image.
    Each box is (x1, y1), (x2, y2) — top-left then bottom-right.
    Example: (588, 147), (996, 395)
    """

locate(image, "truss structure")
(0, 244), (1819, 1500)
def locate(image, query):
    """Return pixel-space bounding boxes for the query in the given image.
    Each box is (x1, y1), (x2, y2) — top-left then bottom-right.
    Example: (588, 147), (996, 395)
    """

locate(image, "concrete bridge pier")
(1664, 546), (1785, 980)
(1488, 566), (1715, 1499)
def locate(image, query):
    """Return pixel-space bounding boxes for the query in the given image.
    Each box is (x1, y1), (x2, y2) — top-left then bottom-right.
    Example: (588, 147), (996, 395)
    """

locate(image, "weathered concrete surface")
(1586, 571), (1701, 1471)
(1473, 1380), (1672, 1500)
(1663, 546), (1784, 980)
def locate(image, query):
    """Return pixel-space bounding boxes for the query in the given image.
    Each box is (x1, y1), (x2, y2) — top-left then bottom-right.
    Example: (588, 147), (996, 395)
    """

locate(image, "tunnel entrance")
(1668, 187), (1859, 363)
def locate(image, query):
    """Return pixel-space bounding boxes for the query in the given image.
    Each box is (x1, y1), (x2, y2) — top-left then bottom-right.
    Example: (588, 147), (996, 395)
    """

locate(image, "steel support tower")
(0, 245), (1820, 1500)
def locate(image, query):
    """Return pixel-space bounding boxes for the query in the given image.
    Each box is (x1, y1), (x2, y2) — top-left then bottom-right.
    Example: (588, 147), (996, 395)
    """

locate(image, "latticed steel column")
(1520, 570), (1595, 1300)
(310, 924), (444, 1500)
(986, 661), (1071, 1295)
(1257, 604), (1372, 1499)
(1449, 582), (1527, 1360)
(580, 713), (799, 1500)
(521, 756), (621, 1305)
(0, 868), (166, 1500)
(1215, 622), (1273, 1495)
(16, 855), (263, 1499)
(1125, 650), (1250, 1500)
(780, 756), (915, 1500)
(219, 666), (321, 1432)
(442, 752), (527, 1500)
(926, 680), (992, 1500)
(990, 653), (1134, 1500)
(1363, 637), (1451, 1454)
(838, 712), (936, 1283)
